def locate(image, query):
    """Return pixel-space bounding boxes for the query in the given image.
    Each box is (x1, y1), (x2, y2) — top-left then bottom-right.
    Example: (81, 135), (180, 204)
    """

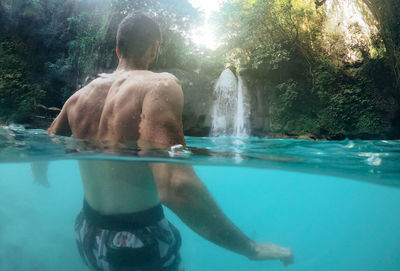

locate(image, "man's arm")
(139, 77), (293, 265)
(31, 162), (49, 187)
(139, 77), (185, 147)
(47, 102), (72, 137)
(32, 100), (72, 186)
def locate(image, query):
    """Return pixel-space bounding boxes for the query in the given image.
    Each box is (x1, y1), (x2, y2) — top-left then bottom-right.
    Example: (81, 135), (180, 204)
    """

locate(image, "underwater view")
(1, 0), (400, 270)
(1, 126), (400, 270)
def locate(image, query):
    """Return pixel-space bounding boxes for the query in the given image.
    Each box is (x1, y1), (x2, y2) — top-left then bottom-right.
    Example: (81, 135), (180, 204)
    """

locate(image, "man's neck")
(116, 58), (149, 71)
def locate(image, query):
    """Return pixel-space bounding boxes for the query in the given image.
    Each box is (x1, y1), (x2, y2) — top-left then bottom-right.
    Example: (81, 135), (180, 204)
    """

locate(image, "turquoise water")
(1, 125), (400, 270)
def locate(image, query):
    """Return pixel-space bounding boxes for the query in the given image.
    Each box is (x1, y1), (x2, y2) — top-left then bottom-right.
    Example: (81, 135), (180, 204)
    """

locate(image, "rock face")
(245, 78), (270, 137)
(165, 69), (216, 137)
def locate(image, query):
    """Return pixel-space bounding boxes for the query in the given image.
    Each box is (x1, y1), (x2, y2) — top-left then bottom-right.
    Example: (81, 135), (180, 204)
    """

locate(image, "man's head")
(116, 13), (161, 67)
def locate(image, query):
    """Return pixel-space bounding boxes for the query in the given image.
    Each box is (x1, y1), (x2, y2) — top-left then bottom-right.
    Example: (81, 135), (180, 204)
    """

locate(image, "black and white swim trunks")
(75, 200), (183, 271)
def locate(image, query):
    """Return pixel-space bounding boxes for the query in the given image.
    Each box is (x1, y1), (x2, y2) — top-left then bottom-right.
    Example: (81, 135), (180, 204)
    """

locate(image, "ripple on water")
(1, 125), (400, 188)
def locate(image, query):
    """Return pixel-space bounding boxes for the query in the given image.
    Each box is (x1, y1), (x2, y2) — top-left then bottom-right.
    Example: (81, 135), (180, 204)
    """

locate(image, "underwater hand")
(248, 242), (294, 266)
(31, 162), (50, 188)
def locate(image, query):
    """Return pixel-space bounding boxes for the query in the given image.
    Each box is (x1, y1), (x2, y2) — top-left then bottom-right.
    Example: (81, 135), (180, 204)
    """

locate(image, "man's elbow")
(158, 178), (199, 209)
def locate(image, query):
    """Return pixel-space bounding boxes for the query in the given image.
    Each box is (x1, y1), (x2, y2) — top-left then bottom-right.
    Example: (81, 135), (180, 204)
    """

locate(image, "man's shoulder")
(140, 72), (183, 108)
(133, 71), (181, 96)
(76, 76), (113, 96)
(137, 71), (179, 86)
(154, 72), (181, 92)
(63, 77), (105, 107)
(156, 72), (179, 82)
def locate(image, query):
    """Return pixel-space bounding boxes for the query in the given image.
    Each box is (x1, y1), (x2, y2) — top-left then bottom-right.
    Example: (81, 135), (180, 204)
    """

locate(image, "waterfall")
(210, 69), (251, 137)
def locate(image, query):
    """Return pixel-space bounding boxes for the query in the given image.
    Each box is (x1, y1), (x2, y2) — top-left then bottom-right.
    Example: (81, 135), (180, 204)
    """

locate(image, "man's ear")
(116, 47), (120, 58)
(150, 41), (160, 59)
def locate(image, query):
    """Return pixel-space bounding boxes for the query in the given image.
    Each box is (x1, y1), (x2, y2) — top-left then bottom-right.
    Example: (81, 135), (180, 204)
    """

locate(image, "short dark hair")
(116, 13), (161, 61)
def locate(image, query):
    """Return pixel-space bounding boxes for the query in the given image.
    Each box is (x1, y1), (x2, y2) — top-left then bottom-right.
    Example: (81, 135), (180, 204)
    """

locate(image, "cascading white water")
(234, 75), (251, 137)
(210, 69), (251, 137)
(210, 69), (237, 136)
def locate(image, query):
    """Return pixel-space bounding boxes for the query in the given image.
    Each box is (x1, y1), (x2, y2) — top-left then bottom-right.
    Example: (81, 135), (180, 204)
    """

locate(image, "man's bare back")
(65, 71), (182, 143)
(49, 70), (185, 214)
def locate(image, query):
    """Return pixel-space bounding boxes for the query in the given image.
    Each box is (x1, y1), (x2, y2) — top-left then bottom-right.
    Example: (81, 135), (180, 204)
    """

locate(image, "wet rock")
(161, 68), (216, 137)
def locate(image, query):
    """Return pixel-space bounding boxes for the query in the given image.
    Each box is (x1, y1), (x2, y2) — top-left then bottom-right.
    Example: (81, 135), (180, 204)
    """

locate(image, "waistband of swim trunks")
(82, 200), (164, 230)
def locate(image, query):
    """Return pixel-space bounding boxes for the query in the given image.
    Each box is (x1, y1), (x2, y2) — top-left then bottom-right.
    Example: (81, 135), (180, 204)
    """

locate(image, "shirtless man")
(47, 13), (293, 271)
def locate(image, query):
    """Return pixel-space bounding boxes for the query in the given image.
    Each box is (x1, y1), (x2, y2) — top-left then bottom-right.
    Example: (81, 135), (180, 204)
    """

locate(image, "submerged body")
(49, 70), (187, 270)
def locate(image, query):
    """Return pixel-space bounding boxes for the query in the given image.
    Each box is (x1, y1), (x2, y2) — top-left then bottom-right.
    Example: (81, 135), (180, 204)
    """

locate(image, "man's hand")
(31, 162), (50, 187)
(248, 242), (294, 267)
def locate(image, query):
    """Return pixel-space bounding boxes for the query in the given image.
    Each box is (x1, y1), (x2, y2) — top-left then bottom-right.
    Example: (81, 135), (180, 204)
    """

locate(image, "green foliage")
(216, 0), (325, 72)
(267, 58), (393, 138)
(0, 41), (44, 122)
(311, 60), (391, 137)
(319, 85), (385, 136)
(65, 10), (108, 83)
(268, 79), (315, 134)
